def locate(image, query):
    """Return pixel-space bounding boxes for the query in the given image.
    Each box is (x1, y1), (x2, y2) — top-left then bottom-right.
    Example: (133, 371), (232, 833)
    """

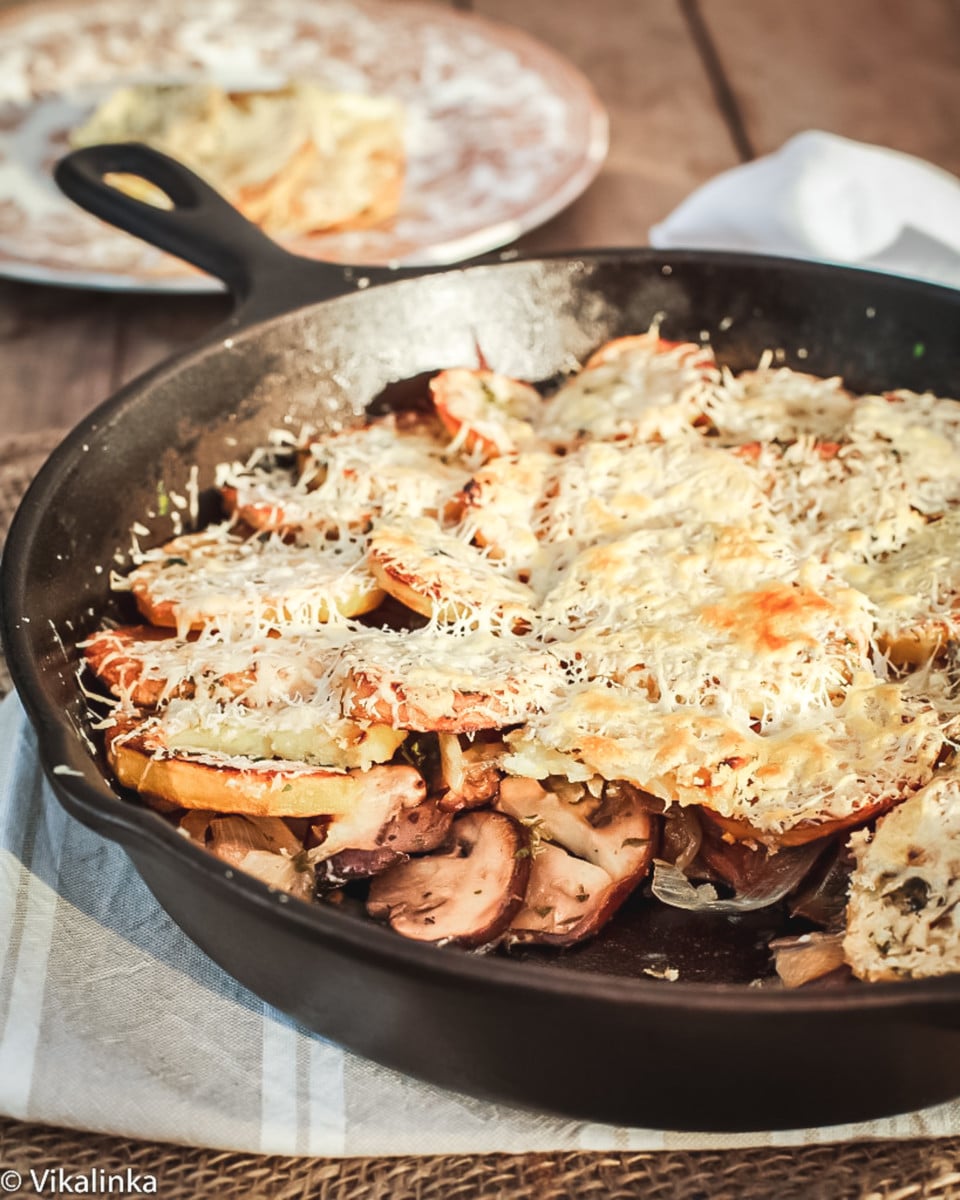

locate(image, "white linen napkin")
(1, 690), (959, 1155)
(650, 130), (960, 289)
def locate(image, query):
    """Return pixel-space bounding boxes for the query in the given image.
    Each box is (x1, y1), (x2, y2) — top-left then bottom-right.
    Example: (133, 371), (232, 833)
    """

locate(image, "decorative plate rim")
(0, 0), (609, 292)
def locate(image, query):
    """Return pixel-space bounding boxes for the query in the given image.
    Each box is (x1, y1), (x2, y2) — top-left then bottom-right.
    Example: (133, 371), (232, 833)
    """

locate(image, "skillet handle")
(55, 143), (360, 313)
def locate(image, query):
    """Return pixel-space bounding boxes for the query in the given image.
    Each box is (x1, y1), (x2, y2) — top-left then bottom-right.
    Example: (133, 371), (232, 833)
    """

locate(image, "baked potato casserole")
(81, 331), (960, 983)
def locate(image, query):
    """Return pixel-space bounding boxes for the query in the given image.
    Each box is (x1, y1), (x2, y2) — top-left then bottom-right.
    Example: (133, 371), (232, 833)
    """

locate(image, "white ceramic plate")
(0, 0), (608, 292)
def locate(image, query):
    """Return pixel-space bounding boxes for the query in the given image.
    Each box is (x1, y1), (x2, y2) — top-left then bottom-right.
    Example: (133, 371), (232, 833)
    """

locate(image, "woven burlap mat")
(2, 1123), (960, 1200)
(3, 429), (960, 1197)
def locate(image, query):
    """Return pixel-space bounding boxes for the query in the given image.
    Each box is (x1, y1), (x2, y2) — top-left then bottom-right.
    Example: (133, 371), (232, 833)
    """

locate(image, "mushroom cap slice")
(496, 776), (657, 947)
(366, 810), (530, 946)
(497, 776), (656, 882)
(314, 798), (454, 889)
(504, 842), (624, 947)
(437, 734), (504, 812)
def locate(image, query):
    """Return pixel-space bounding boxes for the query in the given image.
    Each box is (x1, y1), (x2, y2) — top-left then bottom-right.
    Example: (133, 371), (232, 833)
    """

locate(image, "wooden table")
(3, 0), (959, 437)
(3, 2), (960, 1196)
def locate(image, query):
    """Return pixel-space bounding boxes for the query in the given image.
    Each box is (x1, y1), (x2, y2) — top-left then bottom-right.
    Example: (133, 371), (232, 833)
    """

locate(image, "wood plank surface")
(700, 0), (960, 174)
(0, 283), (230, 435)
(0, 283), (120, 435)
(473, 0), (741, 253)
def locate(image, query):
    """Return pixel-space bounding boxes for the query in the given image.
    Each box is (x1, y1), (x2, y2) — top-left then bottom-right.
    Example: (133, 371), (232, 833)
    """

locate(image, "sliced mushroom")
(497, 776), (656, 882)
(437, 734), (504, 812)
(315, 845), (407, 889)
(307, 767), (428, 862)
(366, 810), (530, 946)
(314, 798), (453, 889)
(504, 842), (622, 947)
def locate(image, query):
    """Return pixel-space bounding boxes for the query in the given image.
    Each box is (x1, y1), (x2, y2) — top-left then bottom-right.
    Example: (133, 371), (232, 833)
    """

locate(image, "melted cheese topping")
(712, 367), (855, 443)
(845, 770), (960, 980)
(739, 438), (926, 568)
(504, 676), (942, 836)
(537, 334), (721, 443)
(430, 368), (543, 458)
(368, 517), (537, 628)
(221, 416), (469, 533)
(125, 523), (381, 635)
(332, 624), (565, 730)
(95, 338), (960, 867)
(846, 389), (960, 515)
(844, 510), (960, 661)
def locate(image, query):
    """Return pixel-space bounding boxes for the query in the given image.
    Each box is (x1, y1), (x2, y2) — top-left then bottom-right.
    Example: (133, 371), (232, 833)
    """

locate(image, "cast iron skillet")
(5, 143), (960, 1132)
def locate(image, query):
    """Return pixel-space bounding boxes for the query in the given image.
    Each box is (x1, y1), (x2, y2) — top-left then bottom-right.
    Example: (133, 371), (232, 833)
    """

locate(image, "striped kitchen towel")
(1, 690), (959, 1156)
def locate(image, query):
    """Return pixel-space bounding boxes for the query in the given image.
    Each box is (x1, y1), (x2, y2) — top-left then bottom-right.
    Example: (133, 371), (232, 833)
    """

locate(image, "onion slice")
(771, 931), (848, 988)
(650, 840), (825, 913)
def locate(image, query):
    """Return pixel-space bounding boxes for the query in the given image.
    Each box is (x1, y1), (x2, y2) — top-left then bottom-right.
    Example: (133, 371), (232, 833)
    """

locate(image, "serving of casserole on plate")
(75, 328), (960, 988)
(0, 0), (606, 287)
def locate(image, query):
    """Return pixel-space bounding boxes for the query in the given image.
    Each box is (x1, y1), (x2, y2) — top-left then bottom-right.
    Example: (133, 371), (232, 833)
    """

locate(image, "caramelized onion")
(650, 839), (825, 913)
(660, 806), (702, 872)
(788, 842), (854, 928)
(771, 931), (848, 988)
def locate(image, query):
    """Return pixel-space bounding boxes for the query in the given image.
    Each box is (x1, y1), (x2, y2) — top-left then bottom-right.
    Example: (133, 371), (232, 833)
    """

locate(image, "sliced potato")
(107, 722), (425, 818)
(83, 624), (200, 708)
(538, 332), (720, 444)
(223, 415), (468, 535)
(367, 517), (536, 629)
(158, 702), (406, 771)
(127, 525), (383, 632)
(430, 368), (543, 459)
(333, 625), (562, 732)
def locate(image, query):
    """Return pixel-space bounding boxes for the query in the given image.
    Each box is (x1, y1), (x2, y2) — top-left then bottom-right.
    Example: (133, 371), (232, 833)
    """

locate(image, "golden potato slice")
(107, 721), (424, 819)
(538, 332), (720, 444)
(222, 416), (468, 535)
(125, 524), (383, 633)
(82, 624), (205, 708)
(333, 625), (563, 731)
(430, 368), (543, 459)
(711, 366), (854, 444)
(843, 510), (960, 667)
(455, 451), (554, 565)
(367, 517), (536, 629)
(504, 676), (944, 845)
(156, 697), (406, 770)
